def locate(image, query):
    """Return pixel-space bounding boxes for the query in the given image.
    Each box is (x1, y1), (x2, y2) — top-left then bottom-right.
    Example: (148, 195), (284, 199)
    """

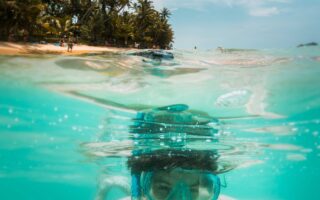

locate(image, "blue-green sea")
(0, 47), (320, 200)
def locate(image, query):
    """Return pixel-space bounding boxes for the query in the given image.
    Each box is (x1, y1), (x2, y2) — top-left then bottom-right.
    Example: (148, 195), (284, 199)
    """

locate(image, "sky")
(153, 0), (320, 50)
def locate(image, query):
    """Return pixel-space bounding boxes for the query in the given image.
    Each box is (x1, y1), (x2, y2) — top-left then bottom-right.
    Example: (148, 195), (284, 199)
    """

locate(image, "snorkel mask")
(140, 169), (221, 200)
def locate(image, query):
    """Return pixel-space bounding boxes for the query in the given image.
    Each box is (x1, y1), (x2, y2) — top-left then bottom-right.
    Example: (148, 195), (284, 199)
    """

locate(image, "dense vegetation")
(0, 0), (174, 49)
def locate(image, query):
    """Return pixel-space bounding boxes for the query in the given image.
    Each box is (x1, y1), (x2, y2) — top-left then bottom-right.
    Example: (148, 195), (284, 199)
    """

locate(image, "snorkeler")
(128, 148), (233, 200)
(92, 104), (235, 200)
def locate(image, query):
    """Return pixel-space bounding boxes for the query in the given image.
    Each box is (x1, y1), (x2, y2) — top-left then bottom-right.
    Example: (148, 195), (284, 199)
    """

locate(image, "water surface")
(0, 48), (320, 199)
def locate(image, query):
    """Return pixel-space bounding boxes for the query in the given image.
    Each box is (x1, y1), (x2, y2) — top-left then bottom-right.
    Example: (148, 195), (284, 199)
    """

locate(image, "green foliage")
(0, 0), (174, 49)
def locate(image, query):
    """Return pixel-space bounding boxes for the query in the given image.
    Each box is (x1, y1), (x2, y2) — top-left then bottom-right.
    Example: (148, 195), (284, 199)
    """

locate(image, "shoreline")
(0, 42), (131, 56)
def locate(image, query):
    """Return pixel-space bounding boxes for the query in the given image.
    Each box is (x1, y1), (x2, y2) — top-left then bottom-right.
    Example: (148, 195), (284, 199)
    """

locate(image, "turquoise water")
(0, 48), (320, 200)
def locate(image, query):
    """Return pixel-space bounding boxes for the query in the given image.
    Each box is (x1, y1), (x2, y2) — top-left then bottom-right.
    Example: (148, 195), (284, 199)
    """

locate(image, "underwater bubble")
(8, 108), (13, 114)
(215, 89), (251, 107)
(312, 131), (319, 137)
(53, 107), (59, 112)
(14, 118), (19, 122)
(64, 114), (69, 119)
(98, 125), (104, 129)
(286, 154), (306, 161)
(71, 126), (77, 131)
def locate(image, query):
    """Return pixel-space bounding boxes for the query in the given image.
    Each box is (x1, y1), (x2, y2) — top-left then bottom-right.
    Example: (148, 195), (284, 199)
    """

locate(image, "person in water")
(94, 104), (234, 200)
(128, 149), (234, 200)
(95, 148), (233, 200)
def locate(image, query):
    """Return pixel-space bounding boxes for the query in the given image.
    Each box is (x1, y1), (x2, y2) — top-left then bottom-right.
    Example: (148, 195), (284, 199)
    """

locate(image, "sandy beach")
(0, 42), (129, 56)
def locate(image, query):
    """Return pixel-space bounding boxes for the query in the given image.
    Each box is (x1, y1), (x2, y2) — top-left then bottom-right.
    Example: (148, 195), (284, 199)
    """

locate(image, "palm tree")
(0, 0), (45, 41)
(160, 7), (171, 21)
(0, 0), (174, 47)
(133, 0), (157, 48)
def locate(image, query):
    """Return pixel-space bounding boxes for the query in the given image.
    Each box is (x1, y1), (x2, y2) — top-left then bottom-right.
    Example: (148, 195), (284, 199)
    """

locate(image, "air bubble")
(98, 125), (104, 129)
(312, 131), (319, 137)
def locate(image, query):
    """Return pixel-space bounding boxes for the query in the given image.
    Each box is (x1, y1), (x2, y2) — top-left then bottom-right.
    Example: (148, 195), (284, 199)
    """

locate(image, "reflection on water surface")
(0, 48), (320, 199)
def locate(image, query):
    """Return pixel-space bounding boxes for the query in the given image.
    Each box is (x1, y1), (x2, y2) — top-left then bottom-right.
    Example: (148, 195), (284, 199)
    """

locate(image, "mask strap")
(207, 174), (221, 200)
(131, 173), (141, 199)
(141, 172), (154, 200)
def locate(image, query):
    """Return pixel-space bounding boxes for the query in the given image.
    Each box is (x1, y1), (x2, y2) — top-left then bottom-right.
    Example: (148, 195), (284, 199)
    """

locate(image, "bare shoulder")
(219, 195), (236, 200)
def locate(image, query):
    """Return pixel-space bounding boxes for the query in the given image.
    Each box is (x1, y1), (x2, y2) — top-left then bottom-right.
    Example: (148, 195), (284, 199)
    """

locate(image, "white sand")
(0, 42), (130, 55)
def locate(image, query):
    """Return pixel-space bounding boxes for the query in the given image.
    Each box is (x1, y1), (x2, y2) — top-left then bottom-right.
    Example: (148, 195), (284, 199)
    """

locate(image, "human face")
(150, 170), (200, 200)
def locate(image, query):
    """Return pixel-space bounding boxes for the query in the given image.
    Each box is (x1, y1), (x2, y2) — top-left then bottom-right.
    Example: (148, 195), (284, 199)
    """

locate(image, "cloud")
(153, 0), (290, 17)
(249, 7), (280, 16)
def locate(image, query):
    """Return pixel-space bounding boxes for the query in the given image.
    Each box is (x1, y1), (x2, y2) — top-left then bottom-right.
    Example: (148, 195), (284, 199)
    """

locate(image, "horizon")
(153, 0), (320, 50)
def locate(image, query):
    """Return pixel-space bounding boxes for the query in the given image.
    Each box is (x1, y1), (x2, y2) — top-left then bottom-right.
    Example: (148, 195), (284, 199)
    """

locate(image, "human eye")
(156, 183), (171, 191)
(190, 185), (199, 194)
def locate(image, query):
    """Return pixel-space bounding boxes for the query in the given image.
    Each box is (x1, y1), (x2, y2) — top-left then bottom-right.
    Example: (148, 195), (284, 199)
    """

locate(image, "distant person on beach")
(59, 37), (64, 47)
(22, 29), (29, 43)
(217, 46), (225, 53)
(67, 34), (74, 52)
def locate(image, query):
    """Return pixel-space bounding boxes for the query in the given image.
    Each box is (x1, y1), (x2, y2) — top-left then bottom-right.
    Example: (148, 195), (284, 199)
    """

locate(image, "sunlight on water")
(0, 47), (320, 200)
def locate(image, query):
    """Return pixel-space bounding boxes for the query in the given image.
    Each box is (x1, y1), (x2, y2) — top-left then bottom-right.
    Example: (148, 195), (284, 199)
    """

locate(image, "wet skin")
(150, 170), (200, 200)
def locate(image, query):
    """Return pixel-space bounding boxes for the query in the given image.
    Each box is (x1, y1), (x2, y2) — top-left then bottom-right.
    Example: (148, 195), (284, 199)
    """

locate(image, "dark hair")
(127, 149), (234, 174)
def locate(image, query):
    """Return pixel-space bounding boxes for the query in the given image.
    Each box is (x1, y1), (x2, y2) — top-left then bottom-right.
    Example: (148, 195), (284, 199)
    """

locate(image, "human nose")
(166, 183), (192, 200)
